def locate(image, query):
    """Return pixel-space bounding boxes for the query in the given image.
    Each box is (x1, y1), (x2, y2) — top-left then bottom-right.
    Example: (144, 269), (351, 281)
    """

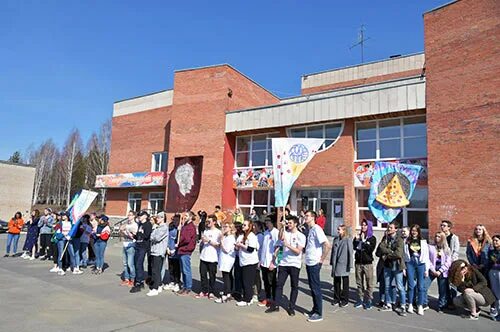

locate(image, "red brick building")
(97, 0), (499, 240)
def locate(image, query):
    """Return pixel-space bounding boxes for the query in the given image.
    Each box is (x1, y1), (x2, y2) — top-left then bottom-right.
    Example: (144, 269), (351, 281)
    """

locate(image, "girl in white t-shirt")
(215, 221), (237, 303)
(235, 220), (259, 306)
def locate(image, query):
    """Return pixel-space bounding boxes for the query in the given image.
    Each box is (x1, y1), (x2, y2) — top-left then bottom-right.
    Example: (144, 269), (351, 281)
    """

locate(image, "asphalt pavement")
(0, 234), (497, 332)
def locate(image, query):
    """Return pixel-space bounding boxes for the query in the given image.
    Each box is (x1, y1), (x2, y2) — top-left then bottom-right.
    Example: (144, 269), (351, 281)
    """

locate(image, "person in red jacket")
(5, 212), (24, 257)
(316, 209), (326, 230)
(176, 211), (197, 296)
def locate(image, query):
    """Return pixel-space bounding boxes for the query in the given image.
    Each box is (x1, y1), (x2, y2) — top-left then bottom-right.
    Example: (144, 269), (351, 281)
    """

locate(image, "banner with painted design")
(368, 161), (423, 223)
(68, 190), (98, 238)
(272, 138), (325, 207)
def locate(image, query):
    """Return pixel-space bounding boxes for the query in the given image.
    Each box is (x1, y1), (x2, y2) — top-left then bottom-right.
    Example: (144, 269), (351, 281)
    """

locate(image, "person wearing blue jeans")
(175, 212), (197, 296)
(93, 215), (111, 274)
(179, 254), (193, 291)
(376, 222), (407, 316)
(5, 212), (24, 257)
(6, 233), (20, 256)
(123, 244), (136, 284)
(68, 237), (82, 274)
(130, 210), (153, 293)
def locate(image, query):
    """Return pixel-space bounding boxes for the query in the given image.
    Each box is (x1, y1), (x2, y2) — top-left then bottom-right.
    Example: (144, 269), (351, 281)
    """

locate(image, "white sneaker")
(66, 268), (71, 272)
(58, 270), (66, 276)
(158, 287), (163, 293)
(73, 269), (83, 275)
(407, 304), (414, 314)
(50, 267), (59, 273)
(21, 253), (28, 259)
(164, 282), (174, 290)
(417, 305), (424, 316)
(236, 301), (251, 307)
(29, 256), (35, 261)
(251, 295), (258, 304)
(215, 295), (228, 303)
(147, 289), (159, 297)
(172, 284), (180, 292)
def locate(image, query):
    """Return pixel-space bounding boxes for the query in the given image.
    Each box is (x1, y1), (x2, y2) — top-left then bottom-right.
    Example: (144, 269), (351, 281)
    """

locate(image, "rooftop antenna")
(350, 25), (370, 63)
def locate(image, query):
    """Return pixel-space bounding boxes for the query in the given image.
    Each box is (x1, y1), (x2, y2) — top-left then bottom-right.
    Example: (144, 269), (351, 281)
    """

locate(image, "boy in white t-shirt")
(304, 210), (330, 323)
(265, 216), (306, 317)
(196, 214), (222, 299)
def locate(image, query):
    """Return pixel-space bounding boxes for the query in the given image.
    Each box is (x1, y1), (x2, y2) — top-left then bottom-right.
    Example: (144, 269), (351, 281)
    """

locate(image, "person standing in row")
(215, 221), (237, 303)
(176, 212), (197, 296)
(330, 225), (353, 308)
(404, 224), (430, 315)
(196, 214), (222, 299)
(253, 221), (264, 303)
(147, 213), (169, 296)
(304, 210), (330, 323)
(5, 212), (24, 257)
(266, 216), (305, 316)
(376, 222), (407, 316)
(120, 211), (138, 286)
(353, 219), (377, 310)
(486, 234), (500, 321)
(78, 215), (93, 269)
(235, 220), (259, 306)
(93, 215), (111, 275)
(440, 220), (460, 308)
(21, 209), (40, 260)
(130, 211), (152, 293)
(54, 211), (72, 276)
(426, 231), (452, 312)
(466, 224), (492, 276)
(259, 217), (279, 307)
(38, 208), (54, 260)
(164, 214), (181, 292)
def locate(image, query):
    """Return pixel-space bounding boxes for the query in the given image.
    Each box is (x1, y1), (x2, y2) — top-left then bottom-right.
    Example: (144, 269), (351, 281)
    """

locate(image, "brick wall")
(105, 187), (165, 216)
(424, 0), (500, 240)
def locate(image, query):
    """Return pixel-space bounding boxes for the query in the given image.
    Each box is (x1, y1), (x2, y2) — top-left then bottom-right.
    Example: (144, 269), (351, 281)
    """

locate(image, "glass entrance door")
(332, 199), (344, 236)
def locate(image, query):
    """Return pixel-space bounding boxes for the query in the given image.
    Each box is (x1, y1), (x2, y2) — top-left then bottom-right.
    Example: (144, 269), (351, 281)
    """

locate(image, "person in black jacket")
(130, 210), (153, 293)
(449, 259), (496, 320)
(353, 219), (377, 310)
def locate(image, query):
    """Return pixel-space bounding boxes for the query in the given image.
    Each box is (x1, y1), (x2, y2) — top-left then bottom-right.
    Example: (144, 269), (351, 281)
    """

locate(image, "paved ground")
(0, 234), (497, 332)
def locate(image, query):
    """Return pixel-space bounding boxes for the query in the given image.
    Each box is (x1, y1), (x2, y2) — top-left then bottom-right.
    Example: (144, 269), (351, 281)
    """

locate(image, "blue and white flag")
(68, 190), (98, 238)
(272, 138), (324, 207)
(368, 161), (423, 224)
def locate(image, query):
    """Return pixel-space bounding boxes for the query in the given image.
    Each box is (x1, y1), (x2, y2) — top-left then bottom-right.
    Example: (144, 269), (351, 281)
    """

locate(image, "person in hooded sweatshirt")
(147, 212), (170, 297)
(353, 219), (377, 310)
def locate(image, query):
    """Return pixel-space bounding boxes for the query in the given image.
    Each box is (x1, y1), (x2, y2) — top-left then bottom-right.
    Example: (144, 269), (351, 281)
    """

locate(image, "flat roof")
(114, 89), (172, 104)
(0, 160), (35, 169)
(423, 0), (458, 15)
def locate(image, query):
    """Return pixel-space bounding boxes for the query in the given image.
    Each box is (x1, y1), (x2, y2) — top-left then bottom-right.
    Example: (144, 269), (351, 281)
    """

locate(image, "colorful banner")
(233, 167), (274, 189)
(272, 138), (325, 207)
(165, 156), (203, 213)
(95, 171), (166, 188)
(354, 158), (427, 187)
(68, 190), (98, 238)
(368, 161), (423, 223)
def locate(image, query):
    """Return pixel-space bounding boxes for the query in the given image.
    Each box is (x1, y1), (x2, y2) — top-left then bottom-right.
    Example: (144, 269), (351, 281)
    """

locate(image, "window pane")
(357, 189), (370, 208)
(267, 150), (273, 166)
(267, 133), (279, 149)
(359, 209), (379, 228)
(237, 190), (252, 205)
(252, 151), (266, 167)
(404, 137), (427, 157)
(407, 210), (428, 229)
(129, 193), (142, 199)
(325, 139), (335, 148)
(236, 137), (250, 152)
(380, 139), (401, 158)
(308, 125), (323, 139)
(150, 192), (164, 199)
(290, 127), (306, 138)
(357, 141), (376, 159)
(252, 135), (267, 150)
(379, 119), (401, 139)
(239, 207), (251, 218)
(160, 153), (167, 172)
(356, 122), (376, 140)
(325, 123), (342, 139)
(236, 152), (249, 167)
(153, 154), (161, 171)
(269, 190), (275, 206)
(408, 187), (428, 208)
(404, 117), (426, 137)
(254, 190), (268, 205)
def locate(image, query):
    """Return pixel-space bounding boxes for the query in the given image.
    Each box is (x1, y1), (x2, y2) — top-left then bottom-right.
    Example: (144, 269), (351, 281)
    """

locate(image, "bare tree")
(86, 119), (111, 208)
(61, 129), (83, 205)
(25, 140), (58, 205)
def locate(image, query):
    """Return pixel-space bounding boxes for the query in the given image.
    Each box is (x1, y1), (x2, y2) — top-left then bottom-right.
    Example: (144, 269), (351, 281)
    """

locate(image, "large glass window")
(149, 192), (165, 214)
(355, 116), (426, 160)
(235, 133), (278, 168)
(288, 122), (344, 150)
(128, 192), (142, 213)
(237, 189), (274, 218)
(356, 187), (428, 230)
(151, 152), (167, 172)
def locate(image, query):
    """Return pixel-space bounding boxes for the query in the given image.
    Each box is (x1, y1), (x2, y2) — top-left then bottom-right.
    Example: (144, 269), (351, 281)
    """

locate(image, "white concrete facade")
(0, 162), (35, 221)
(113, 90), (173, 117)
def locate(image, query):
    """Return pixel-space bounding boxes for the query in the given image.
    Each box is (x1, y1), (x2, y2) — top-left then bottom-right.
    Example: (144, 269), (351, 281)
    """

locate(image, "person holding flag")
(53, 211), (72, 276)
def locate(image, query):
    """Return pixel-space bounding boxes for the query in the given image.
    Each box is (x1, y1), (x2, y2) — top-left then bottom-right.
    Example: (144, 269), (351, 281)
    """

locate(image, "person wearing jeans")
(93, 215), (111, 274)
(176, 212), (197, 296)
(304, 210), (330, 323)
(376, 222), (407, 316)
(425, 231), (452, 312)
(120, 211), (138, 286)
(486, 235), (500, 321)
(130, 210), (153, 293)
(78, 215), (93, 269)
(5, 212), (24, 257)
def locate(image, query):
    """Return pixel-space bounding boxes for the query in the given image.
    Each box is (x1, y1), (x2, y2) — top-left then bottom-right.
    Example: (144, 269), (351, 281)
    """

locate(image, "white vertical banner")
(271, 138), (324, 207)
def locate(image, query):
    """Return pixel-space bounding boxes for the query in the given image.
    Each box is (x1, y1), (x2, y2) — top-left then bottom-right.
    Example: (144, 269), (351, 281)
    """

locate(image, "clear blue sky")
(0, 0), (446, 160)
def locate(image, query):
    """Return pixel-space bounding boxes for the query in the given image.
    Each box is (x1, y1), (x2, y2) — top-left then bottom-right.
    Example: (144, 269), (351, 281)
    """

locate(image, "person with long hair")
(93, 215), (111, 275)
(130, 210), (153, 293)
(404, 224), (430, 315)
(234, 219), (259, 306)
(330, 224), (353, 308)
(425, 231), (452, 313)
(486, 234), (500, 321)
(466, 224), (492, 276)
(175, 211), (197, 296)
(38, 208), (54, 260)
(21, 209), (40, 260)
(164, 214), (182, 292)
(316, 209), (326, 230)
(53, 211), (72, 276)
(120, 211), (138, 286)
(147, 212), (169, 296)
(259, 217), (279, 307)
(215, 221), (236, 303)
(353, 219), (377, 310)
(233, 222), (244, 300)
(449, 259), (496, 320)
(196, 214), (222, 299)
(5, 211), (24, 257)
(78, 214), (93, 269)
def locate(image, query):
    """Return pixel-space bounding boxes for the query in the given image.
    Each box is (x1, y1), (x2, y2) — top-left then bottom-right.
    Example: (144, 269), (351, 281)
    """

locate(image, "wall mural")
(95, 171), (166, 188)
(354, 158), (428, 187)
(233, 167), (274, 189)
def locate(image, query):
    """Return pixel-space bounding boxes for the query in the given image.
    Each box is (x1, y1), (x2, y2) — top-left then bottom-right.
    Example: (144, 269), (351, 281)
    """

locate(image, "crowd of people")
(3, 207), (500, 323)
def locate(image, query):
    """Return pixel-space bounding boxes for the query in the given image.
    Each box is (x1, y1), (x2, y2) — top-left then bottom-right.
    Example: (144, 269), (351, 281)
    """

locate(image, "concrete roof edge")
(0, 160), (36, 169)
(423, 0), (459, 15)
(114, 89), (173, 105)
